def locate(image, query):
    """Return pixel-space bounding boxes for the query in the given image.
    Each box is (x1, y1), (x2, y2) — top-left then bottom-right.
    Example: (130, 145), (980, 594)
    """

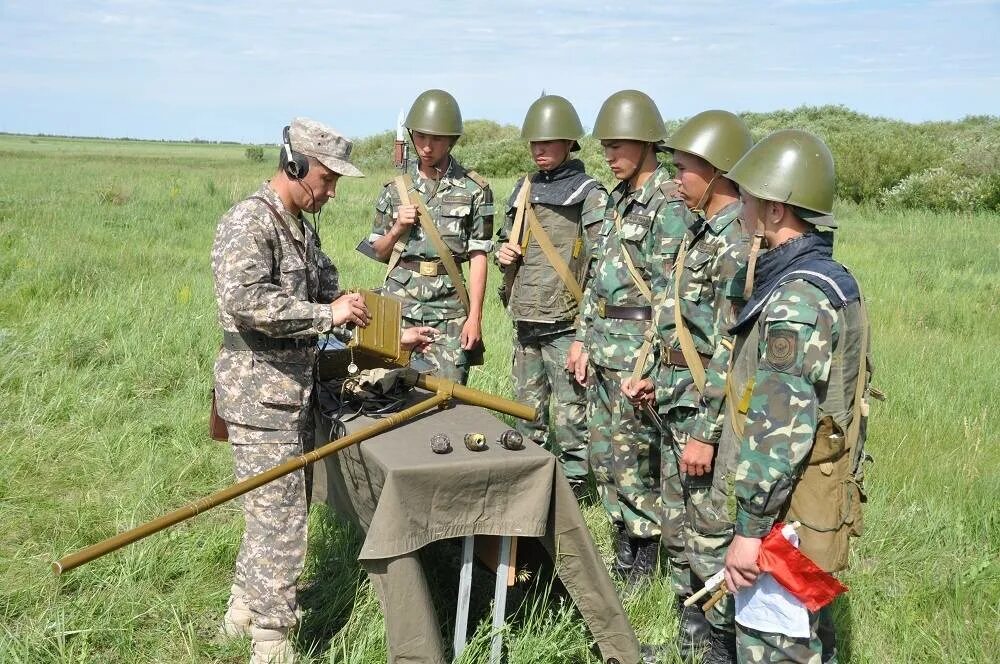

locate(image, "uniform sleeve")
(733, 285), (839, 537)
(688, 336), (734, 443)
(466, 182), (495, 254)
(574, 195), (613, 341)
(215, 209), (335, 337)
(367, 185), (396, 245)
(492, 178), (521, 268)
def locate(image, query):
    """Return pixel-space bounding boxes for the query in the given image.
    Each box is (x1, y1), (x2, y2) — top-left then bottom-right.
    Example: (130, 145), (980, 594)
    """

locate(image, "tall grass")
(0, 134), (997, 662)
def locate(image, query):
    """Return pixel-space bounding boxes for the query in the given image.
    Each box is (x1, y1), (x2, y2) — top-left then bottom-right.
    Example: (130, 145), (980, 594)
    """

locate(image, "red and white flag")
(757, 522), (848, 612)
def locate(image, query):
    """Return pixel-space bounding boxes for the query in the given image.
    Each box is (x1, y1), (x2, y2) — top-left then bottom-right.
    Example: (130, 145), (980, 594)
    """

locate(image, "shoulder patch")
(658, 180), (681, 199)
(465, 169), (489, 189)
(766, 329), (798, 371)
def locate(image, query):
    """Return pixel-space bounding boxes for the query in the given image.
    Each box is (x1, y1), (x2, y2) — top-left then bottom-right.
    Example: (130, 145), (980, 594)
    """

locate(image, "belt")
(661, 348), (711, 369)
(398, 258), (465, 276)
(222, 330), (316, 352)
(596, 298), (652, 320)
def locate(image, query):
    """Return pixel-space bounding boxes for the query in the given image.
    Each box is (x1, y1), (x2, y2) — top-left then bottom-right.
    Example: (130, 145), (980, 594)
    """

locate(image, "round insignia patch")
(766, 330), (797, 371)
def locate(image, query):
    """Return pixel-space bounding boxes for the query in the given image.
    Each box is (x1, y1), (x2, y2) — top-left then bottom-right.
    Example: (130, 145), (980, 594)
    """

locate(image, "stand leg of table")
(489, 536), (511, 664)
(453, 535), (475, 660)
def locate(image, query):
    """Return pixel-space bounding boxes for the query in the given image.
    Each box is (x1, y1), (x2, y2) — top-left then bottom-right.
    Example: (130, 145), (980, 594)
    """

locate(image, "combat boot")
(250, 627), (296, 664)
(220, 584), (252, 639)
(612, 522), (634, 578)
(675, 598), (710, 661)
(702, 627), (736, 664)
(627, 538), (659, 585)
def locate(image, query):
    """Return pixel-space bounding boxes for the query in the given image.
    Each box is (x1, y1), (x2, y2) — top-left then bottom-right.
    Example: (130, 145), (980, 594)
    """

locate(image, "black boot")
(675, 598), (711, 661)
(627, 537), (659, 584)
(702, 626), (736, 664)
(612, 522), (634, 578)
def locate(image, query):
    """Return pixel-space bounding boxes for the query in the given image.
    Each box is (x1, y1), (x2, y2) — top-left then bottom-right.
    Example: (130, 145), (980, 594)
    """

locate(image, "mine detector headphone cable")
(281, 125), (324, 237)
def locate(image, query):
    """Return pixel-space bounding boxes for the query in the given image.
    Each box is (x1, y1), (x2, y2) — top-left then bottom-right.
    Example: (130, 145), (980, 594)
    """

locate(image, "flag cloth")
(757, 522), (848, 612)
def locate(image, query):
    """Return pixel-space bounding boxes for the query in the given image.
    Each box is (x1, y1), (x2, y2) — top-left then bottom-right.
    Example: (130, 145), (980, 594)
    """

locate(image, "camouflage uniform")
(368, 158), (493, 384)
(496, 159), (608, 482)
(212, 182), (342, 630)
(698, 231), (869, 663)
(651, 202), (748, 611)
(577, 163), (694, 538)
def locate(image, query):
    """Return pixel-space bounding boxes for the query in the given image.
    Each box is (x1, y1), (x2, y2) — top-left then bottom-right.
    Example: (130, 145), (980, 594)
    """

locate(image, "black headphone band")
(282, 125), (309, 180)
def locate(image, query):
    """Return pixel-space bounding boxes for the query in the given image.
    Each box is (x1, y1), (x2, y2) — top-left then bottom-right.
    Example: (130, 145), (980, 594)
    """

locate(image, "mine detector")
(52, 290), (536, 574)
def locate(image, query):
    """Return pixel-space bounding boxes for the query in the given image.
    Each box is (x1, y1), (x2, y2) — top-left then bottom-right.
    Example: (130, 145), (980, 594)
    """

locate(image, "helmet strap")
(743, 200), (767, 300)
(627, 142), (653, 189)
(691, 170), (720, 218)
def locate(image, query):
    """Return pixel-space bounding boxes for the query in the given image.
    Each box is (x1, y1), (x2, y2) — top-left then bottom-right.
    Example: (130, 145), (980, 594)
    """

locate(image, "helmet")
(664, 110), (753, 172)
(404, 89), (463, 136)
(726, 129), (836, 227)
(521, 95), (584, 150)
(592, 90), (666, 143)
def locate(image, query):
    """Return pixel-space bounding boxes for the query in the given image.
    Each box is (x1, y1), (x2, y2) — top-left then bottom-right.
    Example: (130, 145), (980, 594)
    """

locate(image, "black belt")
(222, 330), (316, 352)
(661, 348), (711, 369)
(596, 298), (652, 321)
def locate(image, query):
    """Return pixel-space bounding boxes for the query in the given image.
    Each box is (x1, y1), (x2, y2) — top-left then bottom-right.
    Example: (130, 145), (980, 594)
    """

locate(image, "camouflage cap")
(287, 117), (364, 178)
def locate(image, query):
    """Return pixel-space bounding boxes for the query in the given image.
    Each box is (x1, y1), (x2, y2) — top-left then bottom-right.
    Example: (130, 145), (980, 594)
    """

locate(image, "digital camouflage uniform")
(651, 202), (748, 614)
(368, 158), (494, 384)
(496, 159), (608, 482)
(578, 163), (694, 538)
(212, 182), (342, 630)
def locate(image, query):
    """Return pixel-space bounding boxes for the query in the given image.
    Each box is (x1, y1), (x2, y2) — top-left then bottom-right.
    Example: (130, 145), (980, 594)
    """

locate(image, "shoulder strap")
(394, 174), (472, 314)
(465, 169), (489, 189)
(384, 182), (413, 279)
(524, 204), (584, 303)
(611, 209), (653, 302)
(500, 177), (532, 304)
(845, 295), (871, 455)
(671, 239), (707, 393)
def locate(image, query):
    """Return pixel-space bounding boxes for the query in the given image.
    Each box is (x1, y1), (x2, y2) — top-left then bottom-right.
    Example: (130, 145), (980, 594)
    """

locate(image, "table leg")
(453, 535), (475, 660)
(489, 536), (511, 664)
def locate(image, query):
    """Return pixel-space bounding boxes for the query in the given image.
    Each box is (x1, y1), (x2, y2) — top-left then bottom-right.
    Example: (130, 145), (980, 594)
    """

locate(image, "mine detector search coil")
(52, 290), (536, 575)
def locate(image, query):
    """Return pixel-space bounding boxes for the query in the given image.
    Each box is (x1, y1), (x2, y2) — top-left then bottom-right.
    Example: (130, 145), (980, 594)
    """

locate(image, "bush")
(244, 146), (264, 162)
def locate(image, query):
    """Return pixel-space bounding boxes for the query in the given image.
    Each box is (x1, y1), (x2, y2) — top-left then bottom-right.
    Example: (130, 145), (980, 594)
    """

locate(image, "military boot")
(612, 522), (634, 578)
(675, 598), (711, 661)
(220, 584), (252, 639)
(250, 627), (296, 664)
(702, 627), (736, 664)
(627, 538), (659, 585)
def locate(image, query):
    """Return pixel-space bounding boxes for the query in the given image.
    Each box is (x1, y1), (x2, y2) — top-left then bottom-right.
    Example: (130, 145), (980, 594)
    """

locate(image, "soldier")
(710, 130), (872, 663)
(366, 89), (494, 385)
(212, 118), (434, 664)
(622, 111), (753, 662)
(569, 90), (695, 581)
(494, 95), (608, 493)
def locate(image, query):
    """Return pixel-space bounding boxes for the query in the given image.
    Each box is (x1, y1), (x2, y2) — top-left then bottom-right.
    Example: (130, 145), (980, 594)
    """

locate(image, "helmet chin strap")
(743, 199), (767, 300)
(691, 170), (721, 218)
(626, 142), (652, 188)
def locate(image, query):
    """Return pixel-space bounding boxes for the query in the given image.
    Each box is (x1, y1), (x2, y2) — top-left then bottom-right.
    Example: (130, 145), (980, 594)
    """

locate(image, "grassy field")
(0, 134), (997, 663)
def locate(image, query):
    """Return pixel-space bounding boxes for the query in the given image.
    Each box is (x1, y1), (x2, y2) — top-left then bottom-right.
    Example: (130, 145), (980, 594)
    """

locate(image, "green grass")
(0, 134), (998, 662)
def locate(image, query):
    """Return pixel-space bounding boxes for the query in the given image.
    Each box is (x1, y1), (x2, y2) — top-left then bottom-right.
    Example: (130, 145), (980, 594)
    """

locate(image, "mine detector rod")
(52, 374), (536, 575)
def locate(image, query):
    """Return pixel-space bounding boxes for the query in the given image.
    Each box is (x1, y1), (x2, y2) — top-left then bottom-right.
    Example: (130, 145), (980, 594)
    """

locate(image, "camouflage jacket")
(652, 202), (749, 417)
(211, 182), (341, 431)
(496, 161), (608, 325)
(368, 158), (494, 321)
(576, 163), (695, 371)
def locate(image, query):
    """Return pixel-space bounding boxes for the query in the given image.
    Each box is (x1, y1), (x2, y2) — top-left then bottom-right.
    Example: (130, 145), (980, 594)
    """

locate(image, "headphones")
(281, 126), (310, 180)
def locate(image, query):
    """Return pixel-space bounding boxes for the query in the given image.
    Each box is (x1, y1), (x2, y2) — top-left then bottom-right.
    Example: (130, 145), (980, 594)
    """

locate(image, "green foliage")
(244, 146), (264, 162)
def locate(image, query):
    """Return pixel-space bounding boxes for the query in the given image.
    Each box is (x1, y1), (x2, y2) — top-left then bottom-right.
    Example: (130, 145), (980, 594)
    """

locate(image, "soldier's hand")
(331, 292), (370, 328)
(460, 318), (481, 351)
(496, 242), (522, 267)
(724, 535), (762, 592)
(395, 204), (419, 229)
(401, 326), (437, 352)
(680, 438), (715, 476)
(621, 377), (655, 409)
(567, 341), (589, 386)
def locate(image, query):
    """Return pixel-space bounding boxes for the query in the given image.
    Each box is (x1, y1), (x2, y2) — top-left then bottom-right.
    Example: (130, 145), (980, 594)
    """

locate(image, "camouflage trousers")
(404, 316), (469, 385)
(660, 412), (693, 598)
(511, 323), (588, 481)
(736, 606), (835, 663)
(230, 422), (310, 630)
(587, 364), (661, 538)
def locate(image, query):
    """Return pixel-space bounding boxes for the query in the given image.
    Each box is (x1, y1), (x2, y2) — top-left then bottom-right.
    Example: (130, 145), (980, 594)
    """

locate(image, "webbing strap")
(384, 179), (413, 280)
(392, 175), (471, 315)
(629, 329), (656, 384)
(671, 239), (707, 394)
(845, 296), (870, 454)
(500, 177), (532, 300)
(524, 205), (584, 303)
(611, 209), (653, 303)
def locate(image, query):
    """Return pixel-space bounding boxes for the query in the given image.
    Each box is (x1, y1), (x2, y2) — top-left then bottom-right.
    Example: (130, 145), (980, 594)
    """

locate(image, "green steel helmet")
(592, 90), (666, 144)
(726, 129), (837, 227)
(404, 89), (463, 136)
(521, 95), (584, 150)
(664, 110), (753, 173)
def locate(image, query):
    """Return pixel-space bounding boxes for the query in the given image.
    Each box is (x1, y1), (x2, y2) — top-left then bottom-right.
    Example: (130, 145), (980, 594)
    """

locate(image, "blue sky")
(2, 0), (997, 142)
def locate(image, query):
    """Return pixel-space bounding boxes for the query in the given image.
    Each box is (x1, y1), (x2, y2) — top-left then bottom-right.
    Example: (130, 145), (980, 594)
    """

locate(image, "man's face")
(739, 188), (767, 236)
(299, 161), (340, 213)
(411, 131), (455, 170)
(530, 140), (573, 172)
(602, 139), (647, 181)
(672, 150), (715, 210)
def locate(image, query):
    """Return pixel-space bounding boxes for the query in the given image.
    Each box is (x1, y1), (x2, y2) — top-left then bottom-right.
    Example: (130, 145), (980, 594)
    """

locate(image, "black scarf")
(507, 159), (599, 208)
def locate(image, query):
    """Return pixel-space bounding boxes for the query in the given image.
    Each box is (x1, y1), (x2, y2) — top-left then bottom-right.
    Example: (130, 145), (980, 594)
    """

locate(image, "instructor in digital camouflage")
(367, 89), (494, 384)
(623, 110), (753, 662)
(212, 118), (432, 664)
(708, 130), (873, 663)
(494, 95), (607, 492)
(570, 90), (695, 582)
